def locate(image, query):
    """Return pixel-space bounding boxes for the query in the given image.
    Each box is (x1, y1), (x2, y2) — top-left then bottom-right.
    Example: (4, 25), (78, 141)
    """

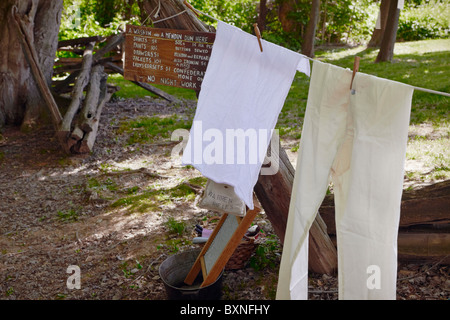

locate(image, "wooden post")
(58, 41), (95, 151)
(254, 140), (338, 274)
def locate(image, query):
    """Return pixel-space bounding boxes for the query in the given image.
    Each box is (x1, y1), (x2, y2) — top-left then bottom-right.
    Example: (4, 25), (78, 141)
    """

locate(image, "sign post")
(124, 25), (215, 90)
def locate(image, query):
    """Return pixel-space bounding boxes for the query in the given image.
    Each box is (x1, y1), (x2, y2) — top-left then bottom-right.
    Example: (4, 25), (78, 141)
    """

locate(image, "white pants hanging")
(277, 60), (414, 300)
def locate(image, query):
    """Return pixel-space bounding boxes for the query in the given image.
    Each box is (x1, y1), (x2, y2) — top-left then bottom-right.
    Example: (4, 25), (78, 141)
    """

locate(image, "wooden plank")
(103, 62), (179, 103)
(254, 140), (338, 274)
(200, 207), (259, 288)
(203, 214), (240, 276)
(397, 232), (450, 263)
(123, 25), (215, 90)
(58, 35), (105, 48)
(184, 207), (260, 288)
(184, 213), (229, 285)
(58, 42), (95, 142)
(200, 256), (207, 280)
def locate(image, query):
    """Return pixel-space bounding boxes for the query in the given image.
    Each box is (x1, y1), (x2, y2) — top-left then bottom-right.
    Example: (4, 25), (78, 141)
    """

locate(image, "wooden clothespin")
(253, 23), (263, 52)
(350, 56), (360, 90)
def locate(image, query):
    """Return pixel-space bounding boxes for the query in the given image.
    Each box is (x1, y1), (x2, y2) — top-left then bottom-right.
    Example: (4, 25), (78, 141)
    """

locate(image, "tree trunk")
(257, 0), (268, 31)
(302, 0), (320, 58)
(368, 0), (389, 48)
(139, 0), (213, 32)
(0, 0), (63, 130)
(278, 0), (298, 34)
(375, 0), (400, 62)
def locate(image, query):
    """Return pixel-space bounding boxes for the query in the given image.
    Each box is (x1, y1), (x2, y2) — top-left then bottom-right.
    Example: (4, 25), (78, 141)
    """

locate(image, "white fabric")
(182, 21), (310, 209)
(276, 60), (413, 300)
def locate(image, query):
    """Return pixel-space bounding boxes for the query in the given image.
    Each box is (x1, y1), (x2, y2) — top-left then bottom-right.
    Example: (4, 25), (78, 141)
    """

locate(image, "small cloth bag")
(198, 179), (246, 216)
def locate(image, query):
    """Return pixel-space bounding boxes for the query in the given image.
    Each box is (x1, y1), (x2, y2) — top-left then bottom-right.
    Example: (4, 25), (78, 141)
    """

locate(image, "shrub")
(397, 1), (450, 41)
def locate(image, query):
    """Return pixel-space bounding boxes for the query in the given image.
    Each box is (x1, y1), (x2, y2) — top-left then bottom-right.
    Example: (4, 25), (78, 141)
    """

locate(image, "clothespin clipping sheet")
(350, 56), (361, 91)
(253, 23), (263, 52)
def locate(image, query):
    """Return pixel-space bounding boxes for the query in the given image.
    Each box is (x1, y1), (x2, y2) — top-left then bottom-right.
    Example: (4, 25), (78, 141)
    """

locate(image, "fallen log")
(58, 35), (105, 48)
(56, 57), (82, 65)
(397, 232), (450, 263)
(54, 55), (122, 75)
(325, 231), (450, 263)
(319, 180), (450, 235)
(57, 47), (85, 55)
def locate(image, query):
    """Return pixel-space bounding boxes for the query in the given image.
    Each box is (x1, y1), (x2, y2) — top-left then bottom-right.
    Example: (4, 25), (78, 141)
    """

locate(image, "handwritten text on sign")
(124, 25), (215, 90)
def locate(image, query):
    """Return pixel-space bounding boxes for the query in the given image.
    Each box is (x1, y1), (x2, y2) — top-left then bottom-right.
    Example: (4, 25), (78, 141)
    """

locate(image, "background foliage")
(59, 0), (450, 50)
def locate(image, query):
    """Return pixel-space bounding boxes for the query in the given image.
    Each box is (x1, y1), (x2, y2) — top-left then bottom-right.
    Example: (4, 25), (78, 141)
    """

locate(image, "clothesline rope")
(183, 1), (449, 98)
(412, 86), (450, 97)
(152, 10), (187, 25)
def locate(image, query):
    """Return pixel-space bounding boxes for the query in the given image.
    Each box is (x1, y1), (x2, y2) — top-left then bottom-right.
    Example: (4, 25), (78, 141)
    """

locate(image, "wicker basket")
(225, 236), (257, 270)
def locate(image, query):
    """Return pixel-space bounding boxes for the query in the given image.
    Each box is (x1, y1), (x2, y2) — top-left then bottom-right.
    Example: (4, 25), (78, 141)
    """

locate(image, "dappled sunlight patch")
(406, 125), (450, 185)
(110, 181), (198, 216)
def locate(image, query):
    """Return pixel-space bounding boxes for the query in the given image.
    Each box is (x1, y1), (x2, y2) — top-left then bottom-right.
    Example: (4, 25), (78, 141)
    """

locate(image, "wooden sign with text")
(124, 25), (215, 90)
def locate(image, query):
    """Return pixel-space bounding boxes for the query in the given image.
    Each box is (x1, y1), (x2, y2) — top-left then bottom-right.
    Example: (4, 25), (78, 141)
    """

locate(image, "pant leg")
(276, 61), (352, 299)
(335, 73), (413, 300)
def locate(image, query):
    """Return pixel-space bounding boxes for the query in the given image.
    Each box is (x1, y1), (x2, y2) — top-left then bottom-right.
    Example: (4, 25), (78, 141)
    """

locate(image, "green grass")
(278, 39), (450, 140)
(110, 182), (197, 214)
(56, 208), (79, 222)
(117, 114), (192, 145)
(108, 74), (197, 100)
(277, 39), (450, 185)
(165, 216), (186, 236)
(405, 135), (450, 181)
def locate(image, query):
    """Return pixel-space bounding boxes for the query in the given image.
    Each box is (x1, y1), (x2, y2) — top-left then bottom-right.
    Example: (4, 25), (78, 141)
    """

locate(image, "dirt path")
(0, 98), (448, 300)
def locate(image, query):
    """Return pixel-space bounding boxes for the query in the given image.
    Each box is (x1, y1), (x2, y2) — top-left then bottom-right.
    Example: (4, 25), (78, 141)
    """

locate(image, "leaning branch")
(12, 8), (63, 130)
